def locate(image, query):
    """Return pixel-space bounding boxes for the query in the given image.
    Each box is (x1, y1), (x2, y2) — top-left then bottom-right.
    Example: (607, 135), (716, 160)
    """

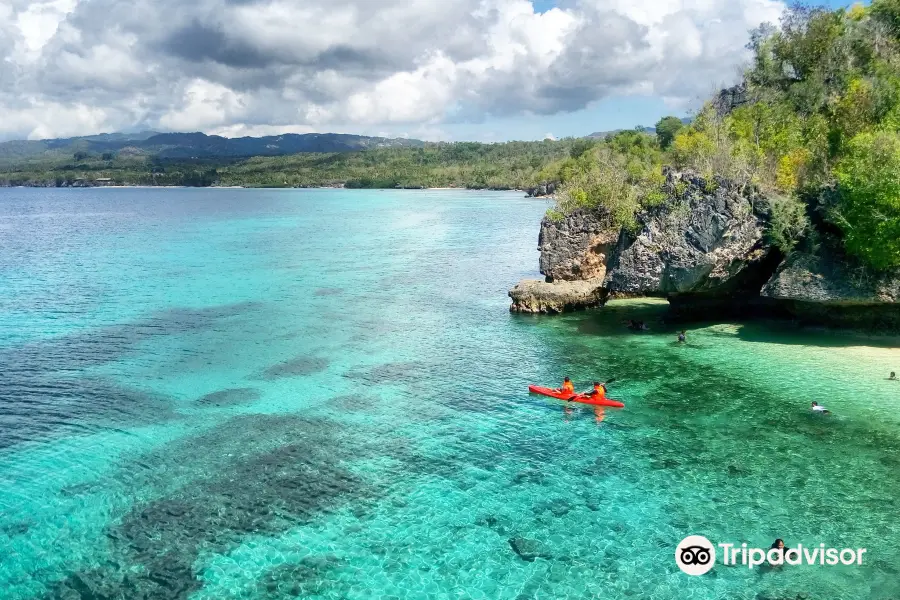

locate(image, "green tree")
(569, 138), (596, 159)
(655, 116), (684, 149)
(834, 131), (900, 269)
(871, 0), (900, 34)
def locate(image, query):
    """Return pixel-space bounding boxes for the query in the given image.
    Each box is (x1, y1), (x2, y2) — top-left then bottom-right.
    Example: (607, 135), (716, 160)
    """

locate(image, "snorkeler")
(625, 320), (648, 331)
(811, 401), (831, 414)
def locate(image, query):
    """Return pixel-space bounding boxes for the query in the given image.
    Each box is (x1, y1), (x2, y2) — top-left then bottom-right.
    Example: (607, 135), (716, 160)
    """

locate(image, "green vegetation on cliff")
(550, 2), (900, 271)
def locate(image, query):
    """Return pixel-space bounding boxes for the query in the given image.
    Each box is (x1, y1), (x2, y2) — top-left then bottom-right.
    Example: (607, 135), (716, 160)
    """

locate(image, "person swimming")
(811, 401), (831, 414)
(890, 372), (897, 380)
(677, 331), (686, 343)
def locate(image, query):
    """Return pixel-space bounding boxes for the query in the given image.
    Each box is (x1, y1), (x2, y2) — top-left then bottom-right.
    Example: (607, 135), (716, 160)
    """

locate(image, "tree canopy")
(655, 116), (684, 149)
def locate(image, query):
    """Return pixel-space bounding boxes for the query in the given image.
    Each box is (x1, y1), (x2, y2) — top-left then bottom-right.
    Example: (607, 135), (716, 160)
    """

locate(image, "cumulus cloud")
(0, 0), (785, 140)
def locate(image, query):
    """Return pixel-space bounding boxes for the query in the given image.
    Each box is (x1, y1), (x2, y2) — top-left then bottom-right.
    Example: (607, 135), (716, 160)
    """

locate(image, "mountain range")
(0, 131), (425, 162)
(0, 120), (690, 165)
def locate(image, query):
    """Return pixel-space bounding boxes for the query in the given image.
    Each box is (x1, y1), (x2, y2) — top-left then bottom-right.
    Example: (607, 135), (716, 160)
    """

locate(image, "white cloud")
(0, 0), (786, 140)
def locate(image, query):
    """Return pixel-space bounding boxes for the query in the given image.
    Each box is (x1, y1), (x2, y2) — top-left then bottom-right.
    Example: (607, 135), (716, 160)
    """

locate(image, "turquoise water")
(1, 188), (899, 600)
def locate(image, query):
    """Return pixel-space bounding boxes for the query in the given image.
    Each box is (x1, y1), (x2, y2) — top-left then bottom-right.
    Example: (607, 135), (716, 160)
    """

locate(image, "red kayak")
(528, 385), (625, 408)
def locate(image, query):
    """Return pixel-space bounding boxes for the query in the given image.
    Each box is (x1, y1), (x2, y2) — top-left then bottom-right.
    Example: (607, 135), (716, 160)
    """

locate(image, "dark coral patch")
(42, 414), (371, 600)
(255, 555), (343, 599)
(196, 387), (261, 407)
(0, 301), (258, 449)
(0, 377), (176, 450)
(258, 356), (329, 380)
(343, 361), (428, 385)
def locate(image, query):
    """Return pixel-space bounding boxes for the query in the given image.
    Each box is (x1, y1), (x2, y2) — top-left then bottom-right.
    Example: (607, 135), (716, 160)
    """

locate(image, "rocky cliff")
(509, 169), (900, 329)
(761, 246), (900, 328)
(525, 182), (557, 198)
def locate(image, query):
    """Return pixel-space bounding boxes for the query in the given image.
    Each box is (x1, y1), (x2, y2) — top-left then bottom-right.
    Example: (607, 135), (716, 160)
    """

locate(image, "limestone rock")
(763, 247), (900, 304)
(526, 182), (557, 198)
(508, 279), (607, 314)
(515, 166), (900, 328)
(538, 210), (619, 282)
(537, 171), (777, 297)
(714, 83), (749, 116)
(604, 172), (775, 296)
(761, 246), (900, 328)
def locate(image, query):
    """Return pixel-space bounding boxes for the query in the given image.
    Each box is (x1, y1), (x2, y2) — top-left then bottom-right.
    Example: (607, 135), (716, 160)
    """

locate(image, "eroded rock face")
(761, 246), (900, 328)
(526, 182), (557, 198)
(604, 173), (775, 296)
(714, 83), (749, 115)
(763, 248), (900, 304)
(508, 279), (607, 314)
(538, 210), (619, 282)
(535, 171), (776, 297)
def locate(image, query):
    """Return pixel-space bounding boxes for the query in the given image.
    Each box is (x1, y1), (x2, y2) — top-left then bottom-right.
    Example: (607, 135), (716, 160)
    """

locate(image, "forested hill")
(0, 131), (424, 163)
(0, 139), (586, 190)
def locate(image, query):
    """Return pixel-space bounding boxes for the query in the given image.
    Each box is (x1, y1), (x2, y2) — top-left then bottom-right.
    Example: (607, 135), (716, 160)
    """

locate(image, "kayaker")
(811, 401), (830, 414)
(585, 381), (607, 401)
(557, 377), (575, 395)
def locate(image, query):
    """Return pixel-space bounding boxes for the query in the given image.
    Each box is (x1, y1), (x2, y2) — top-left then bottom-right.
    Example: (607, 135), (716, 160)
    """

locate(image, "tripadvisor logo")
(675, 535), (716, 576)
(675, 535), (867, 576)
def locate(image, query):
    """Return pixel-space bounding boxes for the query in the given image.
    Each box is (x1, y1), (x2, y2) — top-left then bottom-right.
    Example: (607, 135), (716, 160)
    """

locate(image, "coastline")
(1, 183), (531, 192)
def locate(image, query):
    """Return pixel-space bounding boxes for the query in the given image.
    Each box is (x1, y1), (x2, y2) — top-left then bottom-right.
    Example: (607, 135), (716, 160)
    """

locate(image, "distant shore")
(1, 183), (539, 193)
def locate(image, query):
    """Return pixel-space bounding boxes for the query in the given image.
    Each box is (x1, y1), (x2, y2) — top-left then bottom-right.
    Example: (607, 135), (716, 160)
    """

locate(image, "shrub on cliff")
(834, 131), (900, 269)
(552, 131), (664, 231)
(766, 194), (811, 254)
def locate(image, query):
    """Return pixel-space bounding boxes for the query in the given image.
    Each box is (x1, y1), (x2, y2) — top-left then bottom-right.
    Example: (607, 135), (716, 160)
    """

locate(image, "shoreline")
(1, 184), (531, 192)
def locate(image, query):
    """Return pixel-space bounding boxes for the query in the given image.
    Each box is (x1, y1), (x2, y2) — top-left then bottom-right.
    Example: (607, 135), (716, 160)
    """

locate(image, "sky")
(0, 0), (859, 142)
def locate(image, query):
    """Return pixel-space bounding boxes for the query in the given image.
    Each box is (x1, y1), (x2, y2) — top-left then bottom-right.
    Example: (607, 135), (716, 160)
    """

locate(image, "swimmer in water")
(811, 401), (831, 414)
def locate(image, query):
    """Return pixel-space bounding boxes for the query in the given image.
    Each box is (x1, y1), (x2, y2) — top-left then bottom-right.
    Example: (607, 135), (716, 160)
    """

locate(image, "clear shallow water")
(1, 188), (899, 600)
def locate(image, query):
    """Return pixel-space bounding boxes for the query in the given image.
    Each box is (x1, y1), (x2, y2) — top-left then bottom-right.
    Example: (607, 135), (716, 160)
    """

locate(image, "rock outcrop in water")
(761, 245), (900, 328)
(509, 169), (900, 328)
(508, 278), (607, 314)
(525, 182), (557, 198)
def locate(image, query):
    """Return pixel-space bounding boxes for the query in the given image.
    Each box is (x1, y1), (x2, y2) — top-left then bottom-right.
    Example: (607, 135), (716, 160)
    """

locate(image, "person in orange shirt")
(557, 377), (575, 395)
(587, 381), (606, 400)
